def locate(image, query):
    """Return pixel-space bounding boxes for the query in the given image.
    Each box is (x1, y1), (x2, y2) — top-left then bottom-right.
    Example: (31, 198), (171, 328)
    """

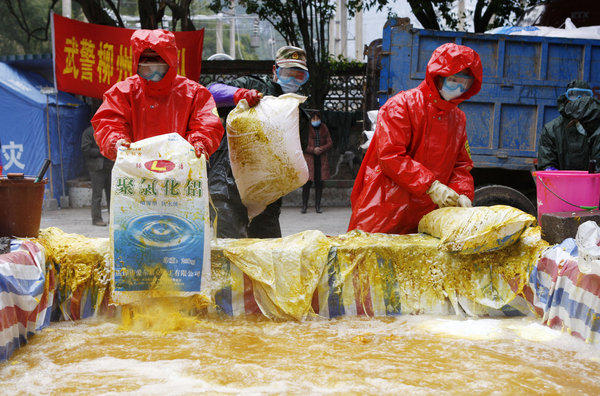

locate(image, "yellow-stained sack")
(221, 230), (333, 320)
(417, 205), (537, 254)
(227, 94), (308, 220)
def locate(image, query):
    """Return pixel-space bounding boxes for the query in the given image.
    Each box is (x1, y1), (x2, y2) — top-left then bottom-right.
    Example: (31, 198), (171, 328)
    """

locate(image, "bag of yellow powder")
(226, 93), (309, 220)
(110, 133), (211, 305)
(417, 205), (536, 254)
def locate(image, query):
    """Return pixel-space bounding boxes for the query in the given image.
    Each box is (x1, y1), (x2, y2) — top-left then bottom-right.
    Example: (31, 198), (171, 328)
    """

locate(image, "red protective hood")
(130, 29), (179, 93)
(425, 43), (483, 105)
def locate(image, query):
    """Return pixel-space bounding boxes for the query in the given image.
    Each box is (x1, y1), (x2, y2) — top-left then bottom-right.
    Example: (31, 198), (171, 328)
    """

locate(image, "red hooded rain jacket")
(348, 43), (482, 234)
(92, 29), (224, 160)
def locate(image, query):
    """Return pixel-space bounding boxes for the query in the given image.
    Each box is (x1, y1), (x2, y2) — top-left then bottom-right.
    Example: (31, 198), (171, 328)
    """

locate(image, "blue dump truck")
(375, 18), (600, 215)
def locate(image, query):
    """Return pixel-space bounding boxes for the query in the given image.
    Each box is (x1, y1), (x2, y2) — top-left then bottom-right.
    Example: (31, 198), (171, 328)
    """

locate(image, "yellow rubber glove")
(426, 180), (459, 208)
(457, 195), (472, 207)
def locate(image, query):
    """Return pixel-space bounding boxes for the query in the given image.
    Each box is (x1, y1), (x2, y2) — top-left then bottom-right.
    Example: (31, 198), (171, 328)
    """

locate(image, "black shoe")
(301, 206), (307, 214)
(93, 220), (107, 226)
(315, 184), (323, 214)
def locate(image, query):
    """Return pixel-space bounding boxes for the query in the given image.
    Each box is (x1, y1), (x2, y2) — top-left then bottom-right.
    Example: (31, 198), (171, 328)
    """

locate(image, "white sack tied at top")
(226, 93), (309, 220)
(576, 221), (600, 276)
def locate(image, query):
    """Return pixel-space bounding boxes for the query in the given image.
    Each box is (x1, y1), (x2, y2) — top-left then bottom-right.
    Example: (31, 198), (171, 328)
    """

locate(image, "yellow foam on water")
(418, 318), (504, 340)
(508, 322), (561, 342)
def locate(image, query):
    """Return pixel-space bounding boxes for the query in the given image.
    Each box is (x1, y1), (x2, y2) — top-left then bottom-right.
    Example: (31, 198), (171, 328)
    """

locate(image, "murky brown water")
(2, 315), (599, 395)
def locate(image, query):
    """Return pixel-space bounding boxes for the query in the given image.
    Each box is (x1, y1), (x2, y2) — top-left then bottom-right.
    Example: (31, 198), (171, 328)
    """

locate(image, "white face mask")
(439, 74), (474, 101)
(440, 86), (463, 101)
(277, 79), (302, 93)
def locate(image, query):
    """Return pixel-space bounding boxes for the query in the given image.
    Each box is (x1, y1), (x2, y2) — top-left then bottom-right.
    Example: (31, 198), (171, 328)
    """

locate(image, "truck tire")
(473, 185), (537, 216)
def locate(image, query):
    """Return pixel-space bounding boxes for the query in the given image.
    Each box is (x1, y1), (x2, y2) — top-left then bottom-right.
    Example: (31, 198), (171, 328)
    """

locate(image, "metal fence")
(199, 60), (366, 112)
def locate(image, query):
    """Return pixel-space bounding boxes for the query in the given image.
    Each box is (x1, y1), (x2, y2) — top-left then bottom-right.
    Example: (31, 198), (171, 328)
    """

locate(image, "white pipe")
(340, 0), (347, 57)
(216, 19), (224, 54)
(62, 0), (71, 18)
(229, 18), (236, 59)
(355, 6), (363, 60)
(229, 1), (235, 59)
(458, 0), (465, 31)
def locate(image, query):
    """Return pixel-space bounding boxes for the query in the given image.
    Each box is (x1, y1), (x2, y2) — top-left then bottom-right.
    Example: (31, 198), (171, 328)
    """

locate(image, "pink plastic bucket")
(534, 170), (600, 223)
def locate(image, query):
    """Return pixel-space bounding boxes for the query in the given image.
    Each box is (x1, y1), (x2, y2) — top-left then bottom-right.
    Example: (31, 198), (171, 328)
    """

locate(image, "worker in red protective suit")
(92, 29), (223, 160)
(348, 43), (482, 234)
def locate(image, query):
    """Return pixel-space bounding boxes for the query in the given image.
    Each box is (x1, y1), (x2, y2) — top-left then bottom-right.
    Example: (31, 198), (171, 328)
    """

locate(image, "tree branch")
(407, 0), (440, 30)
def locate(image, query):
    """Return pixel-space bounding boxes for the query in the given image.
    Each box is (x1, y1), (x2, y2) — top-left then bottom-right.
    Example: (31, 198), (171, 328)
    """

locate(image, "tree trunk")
(74, 0), (121, 27)
(407, 0), (441, 30)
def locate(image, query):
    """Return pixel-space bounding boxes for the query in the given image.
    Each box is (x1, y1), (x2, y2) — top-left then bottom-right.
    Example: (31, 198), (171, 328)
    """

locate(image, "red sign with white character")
(52, 13), (204, 99)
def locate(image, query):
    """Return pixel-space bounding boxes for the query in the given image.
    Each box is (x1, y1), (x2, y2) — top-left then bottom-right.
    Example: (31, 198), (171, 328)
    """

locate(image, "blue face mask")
(277, 79), (302, 93)
(311, 120), (321, 128)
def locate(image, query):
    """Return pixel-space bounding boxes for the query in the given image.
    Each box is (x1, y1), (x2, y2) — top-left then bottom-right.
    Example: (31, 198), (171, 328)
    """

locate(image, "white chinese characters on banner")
(2, 141), (25, 170)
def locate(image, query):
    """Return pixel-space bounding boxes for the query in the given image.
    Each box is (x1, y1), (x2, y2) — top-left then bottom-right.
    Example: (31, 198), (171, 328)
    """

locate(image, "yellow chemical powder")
(115, 259), (211, 332)
(120, 295), (210, 333)
(330, 227), (548, 315)
(228, 112), (301, 204)
(37, 227), (211, 331)
(36, 227), (111, 294)
(332, 232), (449, 314)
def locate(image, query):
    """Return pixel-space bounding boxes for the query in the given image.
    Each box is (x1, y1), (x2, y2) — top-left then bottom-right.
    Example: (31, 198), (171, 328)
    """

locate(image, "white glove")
(427, 180), (459, 208)
(116, 138), (131, 150)
(457, 195), (472, 208)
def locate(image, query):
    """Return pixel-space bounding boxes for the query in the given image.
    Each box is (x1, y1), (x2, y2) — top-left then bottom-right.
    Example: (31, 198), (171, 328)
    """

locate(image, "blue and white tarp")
(0, 240), (55, 361)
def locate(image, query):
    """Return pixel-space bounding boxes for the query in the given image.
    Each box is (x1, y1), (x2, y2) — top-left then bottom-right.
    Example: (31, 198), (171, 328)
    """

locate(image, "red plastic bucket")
(0, 175), (47, 238)
(534, 170), (600, 224)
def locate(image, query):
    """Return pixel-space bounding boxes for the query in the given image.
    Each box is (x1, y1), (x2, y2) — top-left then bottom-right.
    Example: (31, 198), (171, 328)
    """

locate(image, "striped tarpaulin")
(209, 230), (544, 319)
(56, 283), (111, 321)
(0, 241), (55, 361)
(527, 242), (600, 345)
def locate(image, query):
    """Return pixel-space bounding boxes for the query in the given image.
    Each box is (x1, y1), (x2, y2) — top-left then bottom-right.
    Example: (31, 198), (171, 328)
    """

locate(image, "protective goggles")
(566, 88), (593, 101)
(138, 61), (169, 81)
(442, 72), (474, 93)
(276, 67), (309, 85)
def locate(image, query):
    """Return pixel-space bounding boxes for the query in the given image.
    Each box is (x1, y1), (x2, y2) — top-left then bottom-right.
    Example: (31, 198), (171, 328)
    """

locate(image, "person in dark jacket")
(207, 46), (310, 238)
(81, 125), (114, 226)
(537, 80), (600, 171)
(302, 111), (333, 214)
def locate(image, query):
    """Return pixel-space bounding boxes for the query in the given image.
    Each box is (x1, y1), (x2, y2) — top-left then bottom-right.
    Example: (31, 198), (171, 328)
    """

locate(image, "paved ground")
(39, 206), (353, 239)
